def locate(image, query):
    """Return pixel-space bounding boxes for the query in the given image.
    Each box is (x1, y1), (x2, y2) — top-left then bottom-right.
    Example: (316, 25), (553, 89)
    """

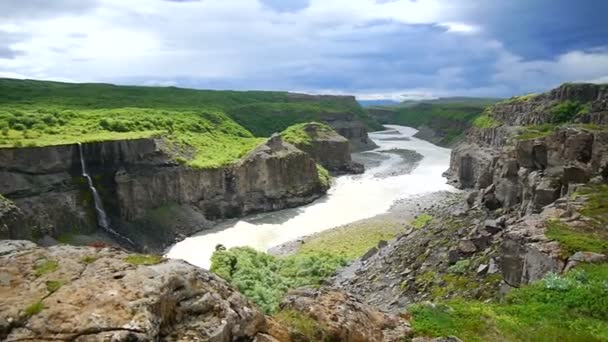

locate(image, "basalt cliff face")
(332, 85), (608, 312)
(283, 123), (364, 174)
(285, 93), (379, 152)
(0, 135), (327, 252)
(441, 83), (608, 288)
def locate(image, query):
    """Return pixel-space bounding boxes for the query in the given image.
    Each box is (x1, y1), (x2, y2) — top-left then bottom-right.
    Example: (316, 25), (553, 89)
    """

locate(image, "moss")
(411, 213), (433, 229)
(46, 280), (65, 293)
(34, 259), (59, 277)
(576, 184), (608, 228)
(274, 309), (325, 341)
(81, 255), (98, 264)
(124, 254), (164, 265)
(546, 220), (608, 258)
(316, 164), (331, 188)
(472, 114), (499, 129)
(516, 124), (558, 140)
(281, 121), (335, 146)
(416, 271), (438, 287)
(24, 300), (44, 318)
(499, 93), (539, 105)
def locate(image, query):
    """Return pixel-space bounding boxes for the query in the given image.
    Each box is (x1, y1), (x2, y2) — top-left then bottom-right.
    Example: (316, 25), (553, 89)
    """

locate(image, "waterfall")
(77, 143), (134, 246)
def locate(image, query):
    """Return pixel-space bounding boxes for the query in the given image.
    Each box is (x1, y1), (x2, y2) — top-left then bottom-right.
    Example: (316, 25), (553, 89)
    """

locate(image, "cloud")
(0, 0), (606, 99)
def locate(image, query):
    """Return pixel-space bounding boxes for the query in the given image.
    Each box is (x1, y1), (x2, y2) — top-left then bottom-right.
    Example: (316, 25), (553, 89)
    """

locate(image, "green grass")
(412, 213), (433, 229)
(516, 124), (558, 140)
(124, 254), (164, 265)
(576, 184), (608, 228)
(210, 247), (347, 314)
(298, 219), (404, 260)
(0, 78), (381, 168)
(24, 300), (44, 318)
(499, 93), (539, 105)
(46, 280), (65, 293)
(316, 164), (331, 188)
(546, 220), (608, 258)
(281, 121), (335, 146)
(80, 255), (98, 264)
(274, 309), (325, 341)
(472, 113), (500, 129)
(410, 264), (608, 341)
(34, 259), (59, 277)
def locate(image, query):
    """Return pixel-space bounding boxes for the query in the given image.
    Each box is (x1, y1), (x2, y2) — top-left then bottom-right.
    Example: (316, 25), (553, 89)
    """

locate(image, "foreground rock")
(282, 122), (364, 174)
(279, 287), (411, 341)
(0, 241), (271, 341)
(0, 135), (327, 252)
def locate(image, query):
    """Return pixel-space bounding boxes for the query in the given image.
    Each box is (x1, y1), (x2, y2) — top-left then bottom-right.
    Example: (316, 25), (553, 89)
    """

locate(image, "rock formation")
(0, 240), (271, 341)
(282, 122), (364, 174)
(0, 135), (328, 252)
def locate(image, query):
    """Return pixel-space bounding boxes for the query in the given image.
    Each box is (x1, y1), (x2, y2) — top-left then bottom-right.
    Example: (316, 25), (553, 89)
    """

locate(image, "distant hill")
(358, 99), (400, 108)
(367, 97), (502, 146)
(0, 78), (382, 166)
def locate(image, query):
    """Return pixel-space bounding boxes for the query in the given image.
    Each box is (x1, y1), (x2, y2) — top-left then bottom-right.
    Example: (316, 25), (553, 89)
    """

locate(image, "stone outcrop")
(286, 93), (379, 151)
(0, 241), (273, 341)
(283, 123), (364, 174)
(279, 287), (411, 341)
(446, 84), (608, 213)
(0, 136), (328, 252)
(441, 83), (608, 290)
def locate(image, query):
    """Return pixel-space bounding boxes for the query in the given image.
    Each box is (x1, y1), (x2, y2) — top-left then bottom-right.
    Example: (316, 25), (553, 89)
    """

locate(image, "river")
(166, 125), (456, 269)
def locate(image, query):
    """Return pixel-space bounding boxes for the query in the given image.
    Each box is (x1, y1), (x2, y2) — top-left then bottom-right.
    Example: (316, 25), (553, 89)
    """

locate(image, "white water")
(167, 125), (456, 269)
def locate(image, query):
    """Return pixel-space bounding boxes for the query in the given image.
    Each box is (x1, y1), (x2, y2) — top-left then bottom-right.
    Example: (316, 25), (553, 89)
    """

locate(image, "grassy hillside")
(0, 78), (380, 136)
(368, 97), (500, 146)
(0, 78), (380, 167)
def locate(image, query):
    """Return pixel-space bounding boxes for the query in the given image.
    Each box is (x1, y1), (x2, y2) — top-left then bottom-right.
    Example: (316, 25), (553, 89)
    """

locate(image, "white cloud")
(0, 0), (606, 99)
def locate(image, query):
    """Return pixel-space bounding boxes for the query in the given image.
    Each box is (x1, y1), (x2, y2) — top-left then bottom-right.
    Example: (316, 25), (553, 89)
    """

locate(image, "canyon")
(1, 81), (608, 341)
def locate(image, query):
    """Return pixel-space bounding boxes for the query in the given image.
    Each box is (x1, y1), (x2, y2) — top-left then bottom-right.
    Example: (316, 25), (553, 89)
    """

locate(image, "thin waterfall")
(77, 142), (134, 246)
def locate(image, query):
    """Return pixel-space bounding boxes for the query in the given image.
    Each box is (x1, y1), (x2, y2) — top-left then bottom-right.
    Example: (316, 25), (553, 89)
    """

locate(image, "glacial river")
(167, 125), (455, 269)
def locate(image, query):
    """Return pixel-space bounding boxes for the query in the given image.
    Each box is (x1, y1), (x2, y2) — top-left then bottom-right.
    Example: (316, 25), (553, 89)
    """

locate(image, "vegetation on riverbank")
(210, 247), (347, 314)
(409, 263), (608, 341)
(367, 98), (500, 145)
(298, 219), (404, 260)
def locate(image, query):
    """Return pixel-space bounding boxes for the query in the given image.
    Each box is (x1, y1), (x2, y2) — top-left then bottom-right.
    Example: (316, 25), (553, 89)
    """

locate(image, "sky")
(1, 0), (607, 100)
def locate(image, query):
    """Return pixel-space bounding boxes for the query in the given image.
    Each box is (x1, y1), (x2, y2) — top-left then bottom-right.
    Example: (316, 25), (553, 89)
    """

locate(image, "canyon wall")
(0, 135), (327, 251)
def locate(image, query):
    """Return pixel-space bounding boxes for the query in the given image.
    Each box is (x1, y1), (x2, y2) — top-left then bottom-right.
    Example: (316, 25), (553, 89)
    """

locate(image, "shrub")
(551, 100), (582, 123)
(448, 259), (471, 274)
(472, 114), (499, 129)
(211, 247), (347, 314)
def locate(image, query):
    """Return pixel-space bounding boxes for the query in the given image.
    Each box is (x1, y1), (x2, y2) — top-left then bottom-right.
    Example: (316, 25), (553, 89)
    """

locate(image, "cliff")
(0, 135), (327, 252)
(281, 122), (364, 174)
(441, 82), (608, 289)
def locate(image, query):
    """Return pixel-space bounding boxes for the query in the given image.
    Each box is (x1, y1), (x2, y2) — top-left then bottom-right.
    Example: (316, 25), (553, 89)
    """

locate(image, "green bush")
(551, 100), (582, 123)
(210, 247), (347, 314)
(472, 114), (499, 129)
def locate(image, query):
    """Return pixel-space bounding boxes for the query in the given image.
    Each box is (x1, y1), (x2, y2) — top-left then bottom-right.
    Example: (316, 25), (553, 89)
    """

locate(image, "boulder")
(279, 287), (411, 342)
(458, 240), (478, 254)
(0, 241), (273, 341)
